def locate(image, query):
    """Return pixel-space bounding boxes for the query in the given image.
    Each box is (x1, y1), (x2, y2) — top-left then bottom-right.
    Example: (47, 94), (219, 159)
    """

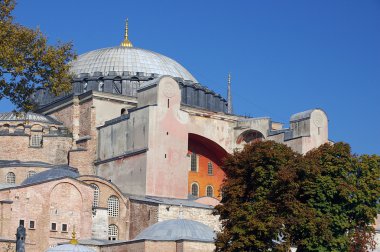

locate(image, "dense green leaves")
(0, 0), (75, 111)
(214, 141), (380, 252)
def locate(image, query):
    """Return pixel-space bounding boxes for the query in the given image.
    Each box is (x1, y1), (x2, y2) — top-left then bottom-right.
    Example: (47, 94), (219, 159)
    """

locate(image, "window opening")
(191, 183), (199, 197)
(108, 224), (119, 240)
(207, 162), (213, 175)
(206, 185), (214, 197)
(190, 153), (197, 172)
(91, 184), (99, 208)
(107, 196), (119, 217)
(6, 172), (15, 184)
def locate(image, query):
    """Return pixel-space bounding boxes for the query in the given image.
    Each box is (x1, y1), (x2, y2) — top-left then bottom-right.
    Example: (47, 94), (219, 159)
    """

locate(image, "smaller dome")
(46, 244), (95, 252)
(21, 165), (79, 186)
(135, 219), (215, 242)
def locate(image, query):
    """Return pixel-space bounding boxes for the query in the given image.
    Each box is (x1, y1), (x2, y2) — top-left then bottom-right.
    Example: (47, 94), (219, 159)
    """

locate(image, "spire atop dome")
(120, 18), (133, 47)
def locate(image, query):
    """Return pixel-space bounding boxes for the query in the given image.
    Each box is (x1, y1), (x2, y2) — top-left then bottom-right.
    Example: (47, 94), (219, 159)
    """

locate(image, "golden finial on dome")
(70, 226), (78, 245)
(120, 18), (133, 47)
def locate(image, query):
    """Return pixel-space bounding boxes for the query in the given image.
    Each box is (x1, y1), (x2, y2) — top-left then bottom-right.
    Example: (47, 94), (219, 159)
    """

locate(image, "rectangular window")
(29, 220), (35, 229)
(208, 162), (213, 175)
(51, 223), (57, 231)
(19, 220), (24, 226)
(190, 153), (197, 172)
(30, 134), (43, 147)
(62, 224), (68, 232)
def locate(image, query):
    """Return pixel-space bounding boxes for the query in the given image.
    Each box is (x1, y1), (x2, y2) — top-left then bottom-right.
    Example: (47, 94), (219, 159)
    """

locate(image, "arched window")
(206, 185), (214, 197)
(91, 184), (99, 208)
(6, 172), (15, 184)
(190, 153), (198, 172)
(107, 196), (119, 217)
(108, 224), (118, 240)
(27, 171), (36, 178)
(98, 78), (104, 92)
(83, 80), (88, 92)
(191, 183), (199, 197)
(207, 162), (213, 175)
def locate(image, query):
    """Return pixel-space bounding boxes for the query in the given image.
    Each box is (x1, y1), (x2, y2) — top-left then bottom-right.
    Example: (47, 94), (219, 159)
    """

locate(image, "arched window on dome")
(6, 172), (15, 184)
(91, 184), (100, 208)
(130, 77), (139, 96)
(98, 78), (104, 92)
(191, 182), (199, 197)
(206, 185), (214, 197)
(107, 196), (119, 217)
(27, 171), (36, 178)
(108, 224), (118, 240)
(113, 77), (122, 94)
(83, 79), (88, 92)
(0, 124), (10, 134)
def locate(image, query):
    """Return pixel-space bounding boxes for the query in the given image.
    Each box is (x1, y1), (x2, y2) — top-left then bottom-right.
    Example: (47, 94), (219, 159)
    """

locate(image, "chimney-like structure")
(227, 73), (233, 114)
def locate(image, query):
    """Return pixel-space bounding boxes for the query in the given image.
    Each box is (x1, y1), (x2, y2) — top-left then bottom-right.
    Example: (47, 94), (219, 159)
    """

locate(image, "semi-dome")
(135, 219), (215, 242)
(70, 46), (197, 82)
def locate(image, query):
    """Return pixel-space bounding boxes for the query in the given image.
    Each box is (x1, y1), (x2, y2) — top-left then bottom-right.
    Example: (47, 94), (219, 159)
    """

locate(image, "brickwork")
(181, 241), (215, 252)
(0, 135), (71, 165)
(0, 178), (93, 252)
(129, 201), (158, 239)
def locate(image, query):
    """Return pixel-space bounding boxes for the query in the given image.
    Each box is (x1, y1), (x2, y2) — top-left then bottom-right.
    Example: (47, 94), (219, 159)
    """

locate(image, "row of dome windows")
(6, 171), (36, 184)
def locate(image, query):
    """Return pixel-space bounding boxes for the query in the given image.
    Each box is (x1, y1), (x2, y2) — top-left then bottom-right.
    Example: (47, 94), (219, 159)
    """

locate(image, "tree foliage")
(0, 0), (75, 111)
(215, 141), (380, 252)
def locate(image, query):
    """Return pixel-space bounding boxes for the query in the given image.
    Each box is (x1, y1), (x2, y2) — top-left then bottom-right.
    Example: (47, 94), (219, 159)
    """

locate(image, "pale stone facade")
(0, 31), (337, 252)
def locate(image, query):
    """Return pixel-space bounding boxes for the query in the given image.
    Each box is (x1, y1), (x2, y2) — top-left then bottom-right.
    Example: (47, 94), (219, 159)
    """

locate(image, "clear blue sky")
(1, 0), (379, 155)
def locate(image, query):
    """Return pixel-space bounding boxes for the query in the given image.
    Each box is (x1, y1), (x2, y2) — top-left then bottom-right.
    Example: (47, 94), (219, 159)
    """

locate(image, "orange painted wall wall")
(188, 154), (225, 200)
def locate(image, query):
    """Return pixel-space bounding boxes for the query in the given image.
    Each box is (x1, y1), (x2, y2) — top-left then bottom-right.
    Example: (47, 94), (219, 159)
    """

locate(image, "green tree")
(215, 141), (380, 252)
(295, 143), (380, 251)
(214, 141), (301, 252)
(0, 0), (75, 111)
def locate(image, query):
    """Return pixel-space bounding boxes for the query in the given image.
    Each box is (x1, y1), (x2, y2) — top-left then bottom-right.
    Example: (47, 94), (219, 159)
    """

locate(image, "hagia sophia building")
(0, 20), (358, 252)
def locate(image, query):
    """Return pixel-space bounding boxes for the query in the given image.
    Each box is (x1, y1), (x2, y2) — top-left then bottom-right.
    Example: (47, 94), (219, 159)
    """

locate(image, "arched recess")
(188, 133), (227, 200)
(188, 133), (228, 166)
(236, 129), (265, 145)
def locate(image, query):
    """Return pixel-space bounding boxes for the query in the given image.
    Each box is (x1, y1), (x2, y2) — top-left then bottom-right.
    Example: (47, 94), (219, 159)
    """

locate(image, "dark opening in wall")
(121, 108), (126, 115)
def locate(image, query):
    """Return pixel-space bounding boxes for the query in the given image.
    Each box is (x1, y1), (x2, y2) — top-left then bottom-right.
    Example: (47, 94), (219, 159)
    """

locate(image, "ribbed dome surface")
(135, 219), (215, 242)
(70, 47), (197, 82)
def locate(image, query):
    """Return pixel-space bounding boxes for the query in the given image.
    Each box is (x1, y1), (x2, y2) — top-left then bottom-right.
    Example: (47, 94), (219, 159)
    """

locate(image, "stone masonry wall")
(158, 204), (220, 231)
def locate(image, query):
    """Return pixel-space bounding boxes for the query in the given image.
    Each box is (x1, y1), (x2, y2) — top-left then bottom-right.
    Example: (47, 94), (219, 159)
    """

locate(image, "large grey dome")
(70, 47), (197, 82)
(135, 219), (215, 242)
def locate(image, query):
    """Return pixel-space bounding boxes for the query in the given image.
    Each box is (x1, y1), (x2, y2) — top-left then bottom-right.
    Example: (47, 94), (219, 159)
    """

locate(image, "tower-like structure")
(16, 225), (26, 252)
(227, 73), (233, 114)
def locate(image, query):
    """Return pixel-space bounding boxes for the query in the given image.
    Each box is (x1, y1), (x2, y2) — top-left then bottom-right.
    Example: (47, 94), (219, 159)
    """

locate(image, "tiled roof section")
(21, 165), (79, 186)
(135, 219), (215, 242)
(0, 112), (63, 125)
(0, 160), (55, 168)
(127, 194), (214, 209)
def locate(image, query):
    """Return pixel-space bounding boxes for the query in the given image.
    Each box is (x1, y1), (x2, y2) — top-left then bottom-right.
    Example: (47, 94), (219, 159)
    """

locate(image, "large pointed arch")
(188, 133), (228, 166)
